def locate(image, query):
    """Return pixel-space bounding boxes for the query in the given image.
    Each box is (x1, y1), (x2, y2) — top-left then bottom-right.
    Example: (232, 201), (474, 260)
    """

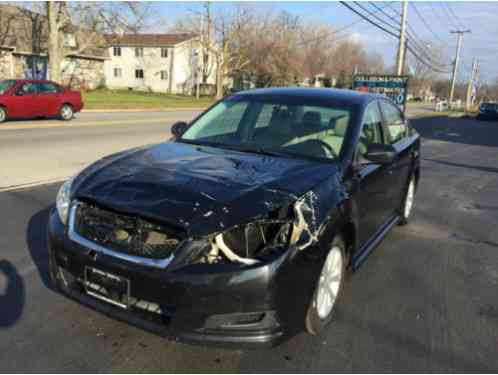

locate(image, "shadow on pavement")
(26, 205), (54, 291)
(0, 259), (25, 327)
(423, 158), (498, 175)
(410, 116), (498, 148)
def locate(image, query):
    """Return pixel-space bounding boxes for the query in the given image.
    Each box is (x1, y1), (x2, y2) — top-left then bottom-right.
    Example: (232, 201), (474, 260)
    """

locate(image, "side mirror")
(364, 143), (396, 164)
(171, 121), (189, 139)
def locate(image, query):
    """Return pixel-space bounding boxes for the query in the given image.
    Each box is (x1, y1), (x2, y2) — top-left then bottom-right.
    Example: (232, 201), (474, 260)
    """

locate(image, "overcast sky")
(150, 1), (498, 84)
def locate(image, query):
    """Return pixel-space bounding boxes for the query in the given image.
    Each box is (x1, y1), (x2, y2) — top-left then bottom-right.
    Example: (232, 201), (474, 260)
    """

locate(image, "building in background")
(103, 33), (217, 94)
(0, 4), (106, 89)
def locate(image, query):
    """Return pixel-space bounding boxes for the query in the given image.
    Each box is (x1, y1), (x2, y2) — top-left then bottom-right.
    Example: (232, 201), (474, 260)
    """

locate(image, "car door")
(379, 100), (413, 210)
(355, 100), (396, 249)
(36, 82), (62, 117)
(7, 82), (38, 118)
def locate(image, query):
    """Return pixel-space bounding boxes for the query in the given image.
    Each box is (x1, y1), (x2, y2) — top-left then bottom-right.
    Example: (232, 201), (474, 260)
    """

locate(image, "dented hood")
(72, 141), (338, 236)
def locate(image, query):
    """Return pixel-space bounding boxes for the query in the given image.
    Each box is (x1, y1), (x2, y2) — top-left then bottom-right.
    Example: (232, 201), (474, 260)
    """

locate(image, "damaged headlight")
(214, 220), (292, 264)
(56, 177), (73, 225)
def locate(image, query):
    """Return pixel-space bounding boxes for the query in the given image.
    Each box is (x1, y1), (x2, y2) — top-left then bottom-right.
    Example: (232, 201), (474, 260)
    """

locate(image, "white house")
(103, 33), (216, 94)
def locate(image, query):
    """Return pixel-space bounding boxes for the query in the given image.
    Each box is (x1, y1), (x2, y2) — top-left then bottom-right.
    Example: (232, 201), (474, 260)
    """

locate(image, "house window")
(114, 68), (122, 78)
(160, 70), (168, 80)
(135, 69), (144, 79)
(135, 47), (144, 57)
(113, 47), (121, 57)
(64, 33), (76, 48)
(161, 48), (168, 58)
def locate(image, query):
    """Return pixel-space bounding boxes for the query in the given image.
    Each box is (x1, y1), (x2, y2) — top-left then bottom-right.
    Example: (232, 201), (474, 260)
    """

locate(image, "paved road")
(0, 111), (200, 189)
(1, 116), (497, 372)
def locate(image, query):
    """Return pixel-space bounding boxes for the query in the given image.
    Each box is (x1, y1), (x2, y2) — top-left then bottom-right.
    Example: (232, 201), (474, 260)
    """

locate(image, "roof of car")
(7, 79), (59, 84)
(232, 87), (377, 106)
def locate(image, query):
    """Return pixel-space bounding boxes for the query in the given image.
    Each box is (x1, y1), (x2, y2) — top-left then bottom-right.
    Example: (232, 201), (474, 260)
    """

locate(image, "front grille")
(74, 202), (182, 259)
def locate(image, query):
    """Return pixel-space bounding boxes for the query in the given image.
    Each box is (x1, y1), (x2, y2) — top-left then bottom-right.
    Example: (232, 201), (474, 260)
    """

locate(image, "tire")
(305, 235), (346, 335)
(0, 106), (7, 123)
(59, 104), (74, 121)
(399, 174), (416, 225)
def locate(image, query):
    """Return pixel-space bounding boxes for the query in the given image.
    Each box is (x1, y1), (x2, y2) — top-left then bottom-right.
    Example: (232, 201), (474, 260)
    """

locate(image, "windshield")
(181, 96), (353, 161)
(481, 103), (498, 111)
(0, 80), (15, 95)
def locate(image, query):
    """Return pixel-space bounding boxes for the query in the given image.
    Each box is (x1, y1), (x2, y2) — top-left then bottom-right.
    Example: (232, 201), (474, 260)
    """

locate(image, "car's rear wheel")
(399, 175), (416, 225)
(0, 107), (7, 123)
(305, 235), (346, 335)
(59, 104), (74, 121)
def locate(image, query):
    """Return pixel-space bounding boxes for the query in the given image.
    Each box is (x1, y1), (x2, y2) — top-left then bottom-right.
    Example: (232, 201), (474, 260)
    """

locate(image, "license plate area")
(84, 267), (130, 309)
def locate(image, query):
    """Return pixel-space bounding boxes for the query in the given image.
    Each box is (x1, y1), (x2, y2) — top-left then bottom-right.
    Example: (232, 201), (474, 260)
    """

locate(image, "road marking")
(0, 117), (188, 131)
(0, 177), (67, 192)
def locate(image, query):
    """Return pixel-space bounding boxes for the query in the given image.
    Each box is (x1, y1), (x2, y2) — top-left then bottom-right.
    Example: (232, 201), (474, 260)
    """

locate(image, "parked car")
(0, 79), (83, 123)
(48, 88), (421, 347)
(477, 102), (498, 121)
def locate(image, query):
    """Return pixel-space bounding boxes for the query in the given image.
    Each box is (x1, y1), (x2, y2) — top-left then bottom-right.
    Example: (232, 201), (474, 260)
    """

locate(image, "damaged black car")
(47, 88), (421, 347)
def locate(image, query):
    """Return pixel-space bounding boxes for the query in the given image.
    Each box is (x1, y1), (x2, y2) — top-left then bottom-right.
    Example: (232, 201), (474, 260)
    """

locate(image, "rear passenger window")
(37, 83), (60, 94)
(380, 101), (407, 144)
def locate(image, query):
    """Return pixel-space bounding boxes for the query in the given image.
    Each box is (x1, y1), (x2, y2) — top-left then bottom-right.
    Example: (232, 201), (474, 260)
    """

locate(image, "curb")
(82, 108), (207, 113)
(0, 177), (67, 192)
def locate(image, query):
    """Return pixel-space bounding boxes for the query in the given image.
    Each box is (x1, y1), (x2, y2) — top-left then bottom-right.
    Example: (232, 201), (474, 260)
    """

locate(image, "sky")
(147, 1), (498, 84)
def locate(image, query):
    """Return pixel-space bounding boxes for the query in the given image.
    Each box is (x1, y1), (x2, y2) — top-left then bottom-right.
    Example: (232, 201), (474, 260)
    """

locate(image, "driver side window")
(358, 102), (383, 158)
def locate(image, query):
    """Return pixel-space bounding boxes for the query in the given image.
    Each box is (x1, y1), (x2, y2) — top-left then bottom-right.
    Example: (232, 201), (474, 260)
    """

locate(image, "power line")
(365, 2), (451, 71)
(443, 2), (467, 30)
(296, 2), (393, 47)
(439, 2), (462, 30)
(339, 1), (452, 74)
(339, 1), (399, 38)
(409, 3), (447, 45)
(352, 2), (400, 35)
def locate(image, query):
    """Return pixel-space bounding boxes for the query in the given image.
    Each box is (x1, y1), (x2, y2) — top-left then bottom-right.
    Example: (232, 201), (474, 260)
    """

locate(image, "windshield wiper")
(216, 144), (293, 158)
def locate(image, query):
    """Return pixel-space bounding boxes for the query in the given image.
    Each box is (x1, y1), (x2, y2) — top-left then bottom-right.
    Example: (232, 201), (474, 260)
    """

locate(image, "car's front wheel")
(59, 104), (74, 121)
(0, 107), (7, 123)
(399, 175), (416, 225)
(305, 235), (346, 335)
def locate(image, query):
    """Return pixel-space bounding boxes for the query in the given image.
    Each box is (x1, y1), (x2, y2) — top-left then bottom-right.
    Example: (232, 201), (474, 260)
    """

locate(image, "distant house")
(0, 4), (107, 89)
(103, 33), (216, 94)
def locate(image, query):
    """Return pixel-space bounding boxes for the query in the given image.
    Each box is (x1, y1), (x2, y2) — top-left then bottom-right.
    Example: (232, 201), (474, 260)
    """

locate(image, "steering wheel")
(314, 139), (337, 159)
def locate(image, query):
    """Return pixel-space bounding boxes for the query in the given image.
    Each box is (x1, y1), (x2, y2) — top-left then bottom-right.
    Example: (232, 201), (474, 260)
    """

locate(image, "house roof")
(104, 33), (197, 47)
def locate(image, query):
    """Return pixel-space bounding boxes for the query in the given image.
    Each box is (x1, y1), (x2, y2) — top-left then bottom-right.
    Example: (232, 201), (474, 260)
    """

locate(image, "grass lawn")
(83, 89), (215, 110)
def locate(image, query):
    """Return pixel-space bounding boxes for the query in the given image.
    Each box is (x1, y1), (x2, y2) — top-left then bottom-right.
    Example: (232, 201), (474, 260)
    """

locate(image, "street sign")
(353, 74), (409, 112)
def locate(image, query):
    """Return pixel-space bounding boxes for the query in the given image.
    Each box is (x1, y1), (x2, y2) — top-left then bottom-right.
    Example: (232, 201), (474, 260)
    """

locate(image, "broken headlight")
(215, 220), (291, 264)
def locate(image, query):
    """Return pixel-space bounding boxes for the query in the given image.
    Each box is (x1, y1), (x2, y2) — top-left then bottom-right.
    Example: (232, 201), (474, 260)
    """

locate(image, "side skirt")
(351, 214), (400, 271)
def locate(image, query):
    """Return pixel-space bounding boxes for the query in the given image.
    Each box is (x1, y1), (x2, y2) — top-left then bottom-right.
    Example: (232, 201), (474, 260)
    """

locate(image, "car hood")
(72, 141), (338, 236)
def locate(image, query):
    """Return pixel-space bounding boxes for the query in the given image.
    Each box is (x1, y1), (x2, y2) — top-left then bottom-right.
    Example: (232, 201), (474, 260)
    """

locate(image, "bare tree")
(407, 42), (446, 98)
(46, 1), (151, 83)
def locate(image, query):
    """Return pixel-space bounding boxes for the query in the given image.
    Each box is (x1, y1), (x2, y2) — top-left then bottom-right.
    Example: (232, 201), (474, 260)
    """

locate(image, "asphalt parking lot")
(1, 115), (498, 372)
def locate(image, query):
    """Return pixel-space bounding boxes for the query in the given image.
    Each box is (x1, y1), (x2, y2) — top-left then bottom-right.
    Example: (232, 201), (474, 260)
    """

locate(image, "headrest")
(334, 117), (349, 137)
(268, 108), (292, 135)
(302, 111), (322, 127)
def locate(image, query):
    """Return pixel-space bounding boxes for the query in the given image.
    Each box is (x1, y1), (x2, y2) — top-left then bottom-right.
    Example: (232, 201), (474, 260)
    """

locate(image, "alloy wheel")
(404, 179), (415, 219)
(61, 105), (73, 120)
(315, 245), (343, 319)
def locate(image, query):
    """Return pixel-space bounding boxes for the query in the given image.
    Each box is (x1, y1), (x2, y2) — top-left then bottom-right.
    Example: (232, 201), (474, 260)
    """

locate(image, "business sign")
(353, 74), (409, 111)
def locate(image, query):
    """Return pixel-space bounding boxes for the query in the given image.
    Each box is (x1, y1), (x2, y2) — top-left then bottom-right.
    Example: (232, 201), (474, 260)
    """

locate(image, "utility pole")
(465, 58), (478, 111)
(449, 30), (471, 103)
(196, 14), (203, 100)
(395, 1), (408, 76)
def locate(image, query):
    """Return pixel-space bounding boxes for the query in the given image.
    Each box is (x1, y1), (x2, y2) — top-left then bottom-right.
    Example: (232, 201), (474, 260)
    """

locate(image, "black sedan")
(477, 102), (498, 120)
(47, 88), (421, 347)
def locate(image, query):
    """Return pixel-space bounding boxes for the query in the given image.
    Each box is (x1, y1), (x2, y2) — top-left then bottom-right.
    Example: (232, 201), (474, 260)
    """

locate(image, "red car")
(0, 79), (83, 123)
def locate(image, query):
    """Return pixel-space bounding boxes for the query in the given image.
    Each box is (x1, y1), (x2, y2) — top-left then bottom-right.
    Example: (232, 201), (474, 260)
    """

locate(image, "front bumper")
(48, 209), (319, 347)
